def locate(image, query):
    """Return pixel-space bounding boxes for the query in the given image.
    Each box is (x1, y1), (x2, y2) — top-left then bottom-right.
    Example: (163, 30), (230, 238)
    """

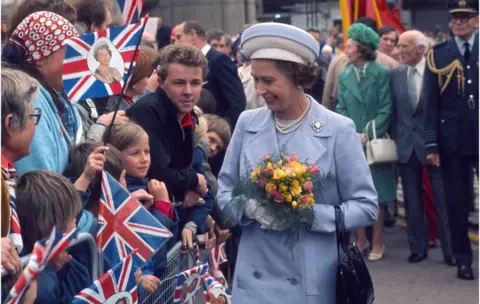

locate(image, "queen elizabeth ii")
(217, 23), (379, 303)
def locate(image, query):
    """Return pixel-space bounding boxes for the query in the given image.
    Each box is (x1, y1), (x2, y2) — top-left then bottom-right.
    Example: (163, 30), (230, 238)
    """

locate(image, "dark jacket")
(126, 88), (199, 201)
(424, 36), (479, 157)
(204, 48), (246, 129)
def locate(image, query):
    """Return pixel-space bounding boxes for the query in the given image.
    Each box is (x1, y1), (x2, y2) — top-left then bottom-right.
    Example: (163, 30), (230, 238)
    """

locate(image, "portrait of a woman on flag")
(92, 42), (123, 84)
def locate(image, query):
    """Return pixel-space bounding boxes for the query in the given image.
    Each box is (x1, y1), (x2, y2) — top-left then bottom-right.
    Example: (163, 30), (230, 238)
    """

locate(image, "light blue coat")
(15, 86), (81, 175)
(217, 99), (378, 304)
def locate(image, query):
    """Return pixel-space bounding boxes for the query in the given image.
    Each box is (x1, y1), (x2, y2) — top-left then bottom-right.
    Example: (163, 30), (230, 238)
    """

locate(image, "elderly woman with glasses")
(1, 67), (40, 275)
(216, 23), (378, 304)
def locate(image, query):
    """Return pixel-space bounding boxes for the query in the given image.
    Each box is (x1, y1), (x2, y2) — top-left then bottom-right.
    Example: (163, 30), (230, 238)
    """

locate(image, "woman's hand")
(1, 237), (22, 274)
(148, 179), (169, 202)
(97, 110), (128, 126)
(358, 133), (368, 146)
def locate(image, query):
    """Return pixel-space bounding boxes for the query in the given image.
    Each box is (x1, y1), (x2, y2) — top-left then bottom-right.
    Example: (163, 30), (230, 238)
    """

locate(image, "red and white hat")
(10, 11), (79, 63)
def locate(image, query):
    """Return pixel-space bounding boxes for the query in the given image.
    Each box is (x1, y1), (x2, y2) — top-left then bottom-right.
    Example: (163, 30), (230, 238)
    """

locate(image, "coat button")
(468, 79), (472, 84)
(253, 271), (262, 279)
(287, 276), (300, 285)
(467, 65), (471, 69)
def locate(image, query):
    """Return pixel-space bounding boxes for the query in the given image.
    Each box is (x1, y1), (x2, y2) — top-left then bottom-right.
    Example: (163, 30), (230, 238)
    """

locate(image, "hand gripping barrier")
(138, 241), (196, 304)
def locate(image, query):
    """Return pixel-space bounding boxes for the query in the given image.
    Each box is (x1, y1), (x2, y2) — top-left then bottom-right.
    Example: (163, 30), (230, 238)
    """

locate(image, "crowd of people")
(0, 0), (478, 303)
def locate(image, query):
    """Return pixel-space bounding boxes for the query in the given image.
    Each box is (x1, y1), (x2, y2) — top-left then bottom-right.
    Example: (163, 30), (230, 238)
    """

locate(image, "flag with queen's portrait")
(62, 17), (147, 102)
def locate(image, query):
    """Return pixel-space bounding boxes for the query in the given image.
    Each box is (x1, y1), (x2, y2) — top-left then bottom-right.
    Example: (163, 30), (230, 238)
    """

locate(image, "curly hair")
(356, 43), (377, 61)
(93, 43), (112, 61)
(274, 60), (318, 89)
(156, 44), (208, 81)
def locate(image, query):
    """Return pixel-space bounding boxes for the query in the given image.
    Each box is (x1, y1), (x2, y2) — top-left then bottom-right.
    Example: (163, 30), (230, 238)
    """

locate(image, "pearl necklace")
(274, 99), (311, 134)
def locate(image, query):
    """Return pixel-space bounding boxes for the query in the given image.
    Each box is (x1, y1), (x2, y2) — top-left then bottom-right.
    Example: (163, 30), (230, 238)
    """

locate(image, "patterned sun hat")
(9, 11), (79, 63)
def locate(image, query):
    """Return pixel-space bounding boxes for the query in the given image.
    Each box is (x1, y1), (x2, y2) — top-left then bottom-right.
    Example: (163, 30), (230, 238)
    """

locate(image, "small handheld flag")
(5, 227), (78, 304)
(173, 263), (208, 304)
(73, 249), (139, 304)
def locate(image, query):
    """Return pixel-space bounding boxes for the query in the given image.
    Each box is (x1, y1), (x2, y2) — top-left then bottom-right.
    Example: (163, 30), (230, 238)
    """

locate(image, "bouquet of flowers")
(229, 152), (322, 248)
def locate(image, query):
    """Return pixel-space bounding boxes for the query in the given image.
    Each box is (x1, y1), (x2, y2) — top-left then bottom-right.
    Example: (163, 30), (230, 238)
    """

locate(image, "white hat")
(240, 23), (319, 65)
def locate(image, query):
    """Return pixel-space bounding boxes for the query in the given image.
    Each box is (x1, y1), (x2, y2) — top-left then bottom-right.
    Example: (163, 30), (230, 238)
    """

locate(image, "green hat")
(347, 23), (380, 50)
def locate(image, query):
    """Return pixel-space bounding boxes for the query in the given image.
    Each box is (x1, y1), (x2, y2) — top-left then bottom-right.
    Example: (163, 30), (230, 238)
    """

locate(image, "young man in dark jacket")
(127, 44), (212, 249)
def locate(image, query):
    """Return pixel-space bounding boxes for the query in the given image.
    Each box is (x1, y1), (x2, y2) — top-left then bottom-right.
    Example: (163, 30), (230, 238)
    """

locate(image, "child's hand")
(131, 189), (154, 208)
(141, 275), (161, 293)
(83, 146), (109, 181)
(51, 251), (72, 271)
(148, 179), (170, 202)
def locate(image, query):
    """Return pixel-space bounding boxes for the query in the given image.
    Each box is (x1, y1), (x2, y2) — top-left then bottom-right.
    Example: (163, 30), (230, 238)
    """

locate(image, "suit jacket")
(336, 61), (397, 203)
(322, 51), (399, 111)
(217, 99), (378, 304)
(424, 35), (479, 157)
(204, 48), (246, 128)
(391, 64), (426, 164)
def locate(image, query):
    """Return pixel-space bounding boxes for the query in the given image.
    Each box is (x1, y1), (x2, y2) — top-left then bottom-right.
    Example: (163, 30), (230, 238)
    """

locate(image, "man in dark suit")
(391, 30), (453, 266)
(176, 20), (246, 129)
(423, 0), (479, 280)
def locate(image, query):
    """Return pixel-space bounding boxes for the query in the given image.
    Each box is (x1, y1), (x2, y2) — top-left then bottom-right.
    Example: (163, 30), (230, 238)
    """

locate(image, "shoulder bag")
(335, 206), (375, 304)
(365, 120), (398, 165)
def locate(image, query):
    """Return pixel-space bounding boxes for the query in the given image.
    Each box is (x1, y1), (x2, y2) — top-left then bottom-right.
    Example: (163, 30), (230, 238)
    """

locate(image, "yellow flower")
(265, 182), (276, 193)
(279, 183), (288, 192)
(290, 180), (302, 196)
(292, 201), (298, 208)
(283, 192), (293, 203)
(250, 170), (258, 179)
(273, 169), (288, 180)
(267, 162), (273, 170)
(278, 160), (283, 166)
(291, 161), (307, 177)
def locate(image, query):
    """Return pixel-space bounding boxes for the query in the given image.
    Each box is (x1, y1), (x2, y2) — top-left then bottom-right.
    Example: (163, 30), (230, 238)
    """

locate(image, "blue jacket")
(15, 86), (81, 175)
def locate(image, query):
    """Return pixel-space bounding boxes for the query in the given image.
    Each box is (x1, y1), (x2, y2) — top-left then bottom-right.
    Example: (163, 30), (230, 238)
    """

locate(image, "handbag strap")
(365, 120), (377, 141)
(334, 205), (348, 262)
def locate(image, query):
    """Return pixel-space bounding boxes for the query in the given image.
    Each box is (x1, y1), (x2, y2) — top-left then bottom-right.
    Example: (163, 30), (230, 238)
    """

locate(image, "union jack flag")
(73, 249), (138, 304)
(207, 243), (228, 272)
(117, 0), (144, 24)
(62, 18), (146, 102)
(202, 272), (231, 304)
(96, 170), (172, 268)
(173, 263), (208, 304)
(5, 227), (78, 304)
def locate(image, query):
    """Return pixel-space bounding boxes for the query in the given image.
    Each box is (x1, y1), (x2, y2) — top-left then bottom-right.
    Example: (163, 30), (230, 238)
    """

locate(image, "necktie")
(464, 42), (471, 62)
(408, 67), (417, 108)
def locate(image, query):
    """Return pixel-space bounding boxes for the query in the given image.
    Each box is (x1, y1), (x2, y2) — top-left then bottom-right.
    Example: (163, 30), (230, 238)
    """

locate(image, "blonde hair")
(104, 121), (148, 152)
(156, 44), (208, 81)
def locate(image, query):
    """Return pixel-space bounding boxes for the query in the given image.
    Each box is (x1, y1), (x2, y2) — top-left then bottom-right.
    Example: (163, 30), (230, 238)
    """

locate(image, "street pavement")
(368, 223), (479, 304)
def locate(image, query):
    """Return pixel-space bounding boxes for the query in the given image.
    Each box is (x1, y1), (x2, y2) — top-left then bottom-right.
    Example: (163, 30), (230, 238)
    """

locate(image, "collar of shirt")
(201, 44), (211, 56)
(353, 61), (369, 81)
(409, 56), (426, 77)
(455, 34), (475, 54)
(1, 154), (17, 179)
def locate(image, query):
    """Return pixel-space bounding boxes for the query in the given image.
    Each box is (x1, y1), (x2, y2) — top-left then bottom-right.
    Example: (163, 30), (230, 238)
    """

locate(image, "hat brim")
(449, 8), (479, 14)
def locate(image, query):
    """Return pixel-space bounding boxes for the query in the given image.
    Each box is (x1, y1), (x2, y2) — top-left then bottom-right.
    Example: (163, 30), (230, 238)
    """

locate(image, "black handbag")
(335, 206), (375, 304)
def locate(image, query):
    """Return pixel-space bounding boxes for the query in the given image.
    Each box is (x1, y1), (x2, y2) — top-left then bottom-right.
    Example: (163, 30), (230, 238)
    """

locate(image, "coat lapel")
(400, 66), (416, 114)
(469, 34), (479, 66)
(358, 63), (377, 95)
(341, 65), (363, 103)
(448, 38), (465, 63)
(243, 110), (280, 166)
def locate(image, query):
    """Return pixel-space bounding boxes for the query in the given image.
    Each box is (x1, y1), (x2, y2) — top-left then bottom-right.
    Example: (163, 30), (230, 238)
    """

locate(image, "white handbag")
(365, 120), (398, 165)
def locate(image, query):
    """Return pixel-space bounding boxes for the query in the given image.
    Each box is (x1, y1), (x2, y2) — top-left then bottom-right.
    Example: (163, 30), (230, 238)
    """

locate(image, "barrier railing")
(139, 241), (195, 304)
(2, 237), (195, 304)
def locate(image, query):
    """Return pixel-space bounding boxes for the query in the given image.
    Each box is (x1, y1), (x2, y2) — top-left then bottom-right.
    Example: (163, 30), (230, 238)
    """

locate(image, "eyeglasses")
(450, 13), (476, 22)
(29, 108), (42, 125)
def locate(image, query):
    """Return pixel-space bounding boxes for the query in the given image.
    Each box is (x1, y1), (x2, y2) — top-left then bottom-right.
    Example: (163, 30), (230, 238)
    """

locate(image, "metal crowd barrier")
(2, 237), (194, 304)
(1, 232), (99, 280)
(139, 241), (195, 304)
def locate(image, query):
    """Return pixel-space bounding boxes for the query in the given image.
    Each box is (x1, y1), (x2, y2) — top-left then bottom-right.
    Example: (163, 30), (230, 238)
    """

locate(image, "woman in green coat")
(336, 23), (396, 261)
